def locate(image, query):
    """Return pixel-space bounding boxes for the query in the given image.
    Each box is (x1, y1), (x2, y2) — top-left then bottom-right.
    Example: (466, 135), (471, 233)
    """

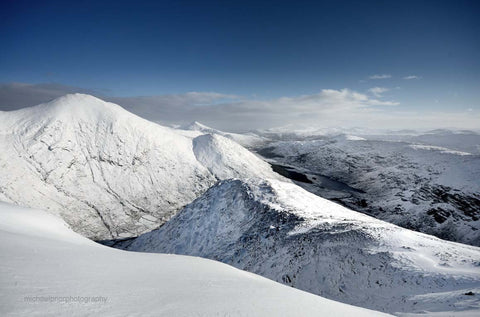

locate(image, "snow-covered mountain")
(124, 178), (480, 315)
(0, 202), (391, 317)
(364, 129), (480, 155)
(254, 134), (480, 246)
(2, 94), (479, 315)
(0, 94), (280, 240)
(255, 126), (384, 141)
(181, 120), (268, 148)
(255, 127), (480, 154)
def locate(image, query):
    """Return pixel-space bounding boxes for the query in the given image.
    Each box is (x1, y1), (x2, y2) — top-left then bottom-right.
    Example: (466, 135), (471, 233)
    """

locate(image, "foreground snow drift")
(125, 178), (480, 315)
(0, 202), (389, 317)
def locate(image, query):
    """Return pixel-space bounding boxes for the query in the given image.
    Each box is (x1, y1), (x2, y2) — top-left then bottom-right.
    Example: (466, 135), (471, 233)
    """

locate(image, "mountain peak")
(53, 92), (101, 102)
(44, 93), (123, 115)
(183, 121), (215, 132)
(1, 93), (133, 126)
(0, 93), (148, 136)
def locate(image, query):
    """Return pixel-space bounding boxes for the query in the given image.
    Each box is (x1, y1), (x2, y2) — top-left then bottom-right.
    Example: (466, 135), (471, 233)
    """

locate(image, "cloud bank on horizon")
(0, 82), (478, 132)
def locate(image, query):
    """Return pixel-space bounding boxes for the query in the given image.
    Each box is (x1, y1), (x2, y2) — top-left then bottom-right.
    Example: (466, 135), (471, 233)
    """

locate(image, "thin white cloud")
(403, 75), (421, 80)
(369, 74), (392, 79)
(108, 88), (401, 130)
(2, 82), (478, 132)
(368, 87), (390, 97)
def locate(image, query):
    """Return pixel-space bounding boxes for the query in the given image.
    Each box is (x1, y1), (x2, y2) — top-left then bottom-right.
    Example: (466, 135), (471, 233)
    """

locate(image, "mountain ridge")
(125, 177), (480, 314)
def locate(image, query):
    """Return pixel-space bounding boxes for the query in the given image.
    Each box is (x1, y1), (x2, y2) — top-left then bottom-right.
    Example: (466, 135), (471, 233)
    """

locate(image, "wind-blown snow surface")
(0, 202), (391, 317)
(255, 134), (480, 246)
(125, 178), (480, 315)
(0, 94), (280, 240)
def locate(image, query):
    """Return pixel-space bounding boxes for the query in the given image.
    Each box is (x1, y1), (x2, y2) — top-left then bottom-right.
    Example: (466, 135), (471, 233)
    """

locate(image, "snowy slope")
(0, 202), (391, 317)
(182, 121), (268, 148)
(125, 178), (480, 315)
(0, 94), (279, 240)
(192, 133), (283, 180)
(255, 135), (480, 246)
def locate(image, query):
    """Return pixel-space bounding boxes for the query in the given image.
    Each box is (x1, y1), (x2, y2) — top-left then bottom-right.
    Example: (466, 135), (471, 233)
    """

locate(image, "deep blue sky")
(1, 0), (479, 114)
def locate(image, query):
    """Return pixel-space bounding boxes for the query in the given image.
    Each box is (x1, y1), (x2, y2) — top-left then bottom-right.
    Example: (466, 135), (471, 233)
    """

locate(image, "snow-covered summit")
(28, 93), (121, 116)
(0, 94), (278, 240)
(182, 120), (217, 133)
(180, 120), (268, 148)
(1, 94), (129, 130)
